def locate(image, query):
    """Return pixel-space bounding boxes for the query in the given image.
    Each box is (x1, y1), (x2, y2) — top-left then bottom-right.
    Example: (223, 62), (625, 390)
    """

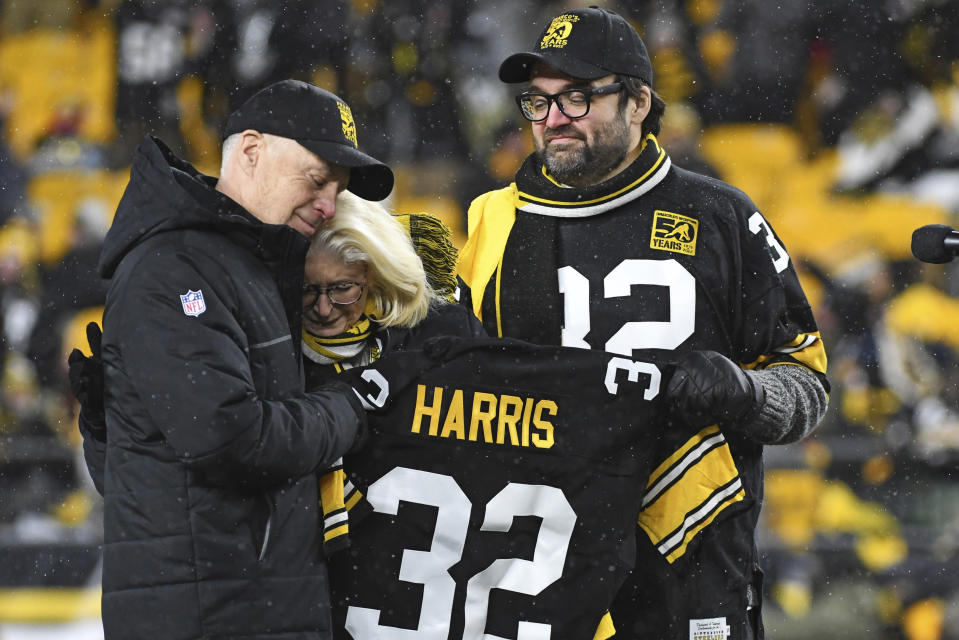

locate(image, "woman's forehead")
(305, 253), (366, 281)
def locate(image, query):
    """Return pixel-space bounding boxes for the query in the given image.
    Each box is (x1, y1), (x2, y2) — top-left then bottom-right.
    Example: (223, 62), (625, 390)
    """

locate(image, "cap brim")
(298, 139), (394, 201)
(499, 51), (609, 83)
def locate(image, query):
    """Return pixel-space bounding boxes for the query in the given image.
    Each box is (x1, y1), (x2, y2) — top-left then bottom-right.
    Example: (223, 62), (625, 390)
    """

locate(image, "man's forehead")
(294, 143), (347, 177)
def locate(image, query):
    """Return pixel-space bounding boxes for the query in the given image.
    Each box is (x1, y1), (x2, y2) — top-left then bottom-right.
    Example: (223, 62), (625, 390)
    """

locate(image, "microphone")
(911, 224), (959, 264)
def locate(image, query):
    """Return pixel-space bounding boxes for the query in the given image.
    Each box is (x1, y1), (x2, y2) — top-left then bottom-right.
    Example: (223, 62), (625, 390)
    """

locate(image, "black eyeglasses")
(515, 82), (624, 122)
(302, 282), (366, 307)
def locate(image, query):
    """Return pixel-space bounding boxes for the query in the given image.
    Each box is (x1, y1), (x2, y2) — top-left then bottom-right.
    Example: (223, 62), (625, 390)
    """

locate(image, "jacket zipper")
(258, 492), (274, 561)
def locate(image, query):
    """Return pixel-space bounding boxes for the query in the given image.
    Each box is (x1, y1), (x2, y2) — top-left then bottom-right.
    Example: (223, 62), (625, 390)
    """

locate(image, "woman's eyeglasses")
(302, 282), (366, 307)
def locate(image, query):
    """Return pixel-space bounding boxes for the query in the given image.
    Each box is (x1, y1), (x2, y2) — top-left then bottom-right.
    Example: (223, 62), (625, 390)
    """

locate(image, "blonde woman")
(301, 190), (483, 389)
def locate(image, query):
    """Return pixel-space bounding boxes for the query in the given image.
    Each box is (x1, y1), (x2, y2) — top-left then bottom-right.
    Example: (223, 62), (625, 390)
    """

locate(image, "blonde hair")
(308, 191), (439, 327)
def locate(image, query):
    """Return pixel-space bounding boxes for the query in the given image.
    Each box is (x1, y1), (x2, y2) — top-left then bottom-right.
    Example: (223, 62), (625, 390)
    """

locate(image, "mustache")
(544, 126), (584, 142)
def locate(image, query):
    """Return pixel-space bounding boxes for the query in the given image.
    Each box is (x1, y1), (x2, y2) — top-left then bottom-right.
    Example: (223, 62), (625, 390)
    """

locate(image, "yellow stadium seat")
(764, 469), (823, 549)
(61, 306), (103, 360)
(0, 218), (40, 266)
(855, 195), (949, 261)
(754, 145), (948, 266)
(28, 169), (129, 265)
(0, 15), (116, 160)
(886, 283), (959, 352)
(902, 598), (945, 640)
(699, 123), (804, 211)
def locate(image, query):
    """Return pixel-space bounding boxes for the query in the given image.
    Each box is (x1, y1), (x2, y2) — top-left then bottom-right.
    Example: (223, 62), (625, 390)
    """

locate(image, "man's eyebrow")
(527, 79), (592, 92)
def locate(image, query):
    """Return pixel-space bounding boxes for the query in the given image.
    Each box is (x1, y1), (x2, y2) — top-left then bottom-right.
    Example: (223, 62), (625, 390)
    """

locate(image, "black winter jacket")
(93, 137), (365, 640)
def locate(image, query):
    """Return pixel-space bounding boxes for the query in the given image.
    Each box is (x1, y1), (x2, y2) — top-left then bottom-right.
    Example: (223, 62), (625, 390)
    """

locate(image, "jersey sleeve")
(736, 207), (828, 386)
(637, 425), (747, 563)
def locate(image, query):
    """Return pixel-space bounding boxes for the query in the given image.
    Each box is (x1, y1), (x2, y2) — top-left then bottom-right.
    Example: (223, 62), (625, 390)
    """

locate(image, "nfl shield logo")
(180, 290), (206, 317)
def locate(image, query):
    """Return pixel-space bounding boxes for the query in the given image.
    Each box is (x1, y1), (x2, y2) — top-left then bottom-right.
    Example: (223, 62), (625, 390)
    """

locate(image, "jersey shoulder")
(667, 165), (758, 214)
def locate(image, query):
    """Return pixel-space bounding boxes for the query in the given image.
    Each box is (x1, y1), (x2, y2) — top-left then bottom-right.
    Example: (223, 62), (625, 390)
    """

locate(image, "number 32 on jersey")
(345, 357), (662, 640)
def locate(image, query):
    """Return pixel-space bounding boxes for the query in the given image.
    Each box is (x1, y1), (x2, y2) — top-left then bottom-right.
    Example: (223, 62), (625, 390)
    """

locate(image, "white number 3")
(748, 211), (789, 273)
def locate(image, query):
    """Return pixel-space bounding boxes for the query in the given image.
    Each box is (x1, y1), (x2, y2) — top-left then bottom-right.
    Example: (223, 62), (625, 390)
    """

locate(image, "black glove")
(666, 350), (765, 430)
(68, 322), (106, 441)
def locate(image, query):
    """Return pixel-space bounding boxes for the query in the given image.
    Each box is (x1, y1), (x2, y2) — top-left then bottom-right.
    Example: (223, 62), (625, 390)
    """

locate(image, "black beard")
(536, 115), (630, 187)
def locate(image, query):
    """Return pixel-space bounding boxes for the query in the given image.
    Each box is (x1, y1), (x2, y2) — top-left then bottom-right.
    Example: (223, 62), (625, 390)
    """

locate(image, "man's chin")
(290, 215), (318, 237)
(544, 158), (587, 183)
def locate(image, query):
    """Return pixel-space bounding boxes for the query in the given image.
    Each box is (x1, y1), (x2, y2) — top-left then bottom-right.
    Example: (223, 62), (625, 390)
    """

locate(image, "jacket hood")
(99, 136), (262, 278)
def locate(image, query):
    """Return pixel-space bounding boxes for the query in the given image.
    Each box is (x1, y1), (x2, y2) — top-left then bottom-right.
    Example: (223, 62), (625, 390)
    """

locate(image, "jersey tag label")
(650, 210), (698, 256)
(689, 617), (730, 640)
(180, 289), (206, 317)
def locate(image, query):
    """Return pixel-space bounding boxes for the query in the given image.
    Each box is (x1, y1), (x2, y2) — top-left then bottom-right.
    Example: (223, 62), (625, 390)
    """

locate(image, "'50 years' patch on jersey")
(650, 210), (698, 256)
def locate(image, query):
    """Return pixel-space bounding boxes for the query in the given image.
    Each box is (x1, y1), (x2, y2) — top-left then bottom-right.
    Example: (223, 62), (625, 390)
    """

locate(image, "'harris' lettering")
(410, 385), (555, 449)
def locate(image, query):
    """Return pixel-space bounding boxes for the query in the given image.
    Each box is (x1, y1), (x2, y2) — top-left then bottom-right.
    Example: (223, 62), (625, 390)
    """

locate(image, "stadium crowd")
(0, 0), (958, 638)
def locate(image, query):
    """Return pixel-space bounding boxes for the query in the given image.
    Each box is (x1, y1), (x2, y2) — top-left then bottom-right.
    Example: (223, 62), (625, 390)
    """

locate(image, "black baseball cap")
(499, 6), (653, 87)
(223, 80), (394, 201)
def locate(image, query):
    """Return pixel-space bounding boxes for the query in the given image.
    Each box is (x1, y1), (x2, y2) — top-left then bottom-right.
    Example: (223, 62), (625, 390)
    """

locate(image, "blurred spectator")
(26, 198), (109, 390)
(657, 100), (720, 178)
(815, 1), (956, 147)
(223, 0), (347, 109)
(0, 352), (77, 524)
(0, 218), (40, 356)
(111, 0), (236, 164)
(345, 0), (472, 164)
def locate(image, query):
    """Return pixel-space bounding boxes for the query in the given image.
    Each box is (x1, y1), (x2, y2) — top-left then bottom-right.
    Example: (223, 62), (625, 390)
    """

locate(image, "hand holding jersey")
(667, 350), (767, 434)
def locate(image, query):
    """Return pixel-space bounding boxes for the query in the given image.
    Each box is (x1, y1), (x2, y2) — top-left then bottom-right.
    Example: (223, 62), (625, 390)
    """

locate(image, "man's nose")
(544, 102), (573, 128)
(313, 195), (335, 222)
(314, 183), (342, 222)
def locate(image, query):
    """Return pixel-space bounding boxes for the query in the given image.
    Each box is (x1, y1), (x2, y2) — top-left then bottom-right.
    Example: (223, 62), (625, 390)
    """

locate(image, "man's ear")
(237, 130), (264, 175)
(628, 86), (652, 127)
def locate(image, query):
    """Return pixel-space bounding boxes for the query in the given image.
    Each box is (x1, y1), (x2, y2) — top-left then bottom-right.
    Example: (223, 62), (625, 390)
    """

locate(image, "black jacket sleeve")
(107, 254), (364, 487)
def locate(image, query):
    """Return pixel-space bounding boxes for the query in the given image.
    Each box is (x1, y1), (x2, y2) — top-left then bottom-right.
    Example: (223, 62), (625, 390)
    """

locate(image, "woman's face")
(302, 252), (369, 337)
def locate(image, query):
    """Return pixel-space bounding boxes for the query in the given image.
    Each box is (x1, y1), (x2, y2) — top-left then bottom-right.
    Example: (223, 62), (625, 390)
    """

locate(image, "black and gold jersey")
(457, 135), (828, 638)
(328, 339), (743, 640)
(459, 136), (825, 376)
